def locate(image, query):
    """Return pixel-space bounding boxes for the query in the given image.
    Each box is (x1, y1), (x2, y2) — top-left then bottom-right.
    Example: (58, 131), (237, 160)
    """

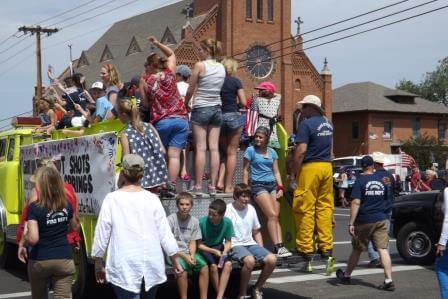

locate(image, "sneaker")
(208, 185), (217, 196)
(252, 288), (263, 299)
(189, 186), (205, 197)
(160, 188), (176, 199)
(367, 259), (382, 268)
(301, 261), (313, 273)
(378, 281), (395, 291)
(238, 296), (251, 299)
(336, 269), (351, 285)
(276, 246), (293, 258)
(325, 256), (335, 276)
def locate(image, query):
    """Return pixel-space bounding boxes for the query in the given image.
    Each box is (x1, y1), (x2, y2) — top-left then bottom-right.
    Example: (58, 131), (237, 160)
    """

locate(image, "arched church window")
(257, 0), (263, 20)
(267, 0), (273, 21)
(246, 0), (252, 19)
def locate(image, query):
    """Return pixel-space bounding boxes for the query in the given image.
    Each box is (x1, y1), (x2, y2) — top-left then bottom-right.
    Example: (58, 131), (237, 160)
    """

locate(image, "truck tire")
(72, 234), (91, 299)
(0, 233), (15, 269)
(396, 221), (435, 265)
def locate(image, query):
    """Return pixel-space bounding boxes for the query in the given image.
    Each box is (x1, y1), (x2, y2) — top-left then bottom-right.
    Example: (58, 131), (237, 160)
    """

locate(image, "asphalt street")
(0, 207), (441, 299)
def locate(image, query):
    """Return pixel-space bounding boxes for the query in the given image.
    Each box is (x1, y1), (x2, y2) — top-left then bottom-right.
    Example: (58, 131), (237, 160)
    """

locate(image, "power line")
(238, 0), (441, 63)
(60, 0), (143, 30)
(232, 0), (413, 58)
(0, 53), (34, 79)
(0, 32), (19, 48)
(0, 110), (33, 124)
(35, 0), (99, 26)
(239, 4), (448, 69)
(0, 35), (29, 55)
(47, 0), (119, 27)
(0, 40), (35, 66)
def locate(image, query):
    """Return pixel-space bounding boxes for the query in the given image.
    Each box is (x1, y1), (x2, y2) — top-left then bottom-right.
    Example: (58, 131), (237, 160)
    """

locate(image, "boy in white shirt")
(225, 183), (277, 299)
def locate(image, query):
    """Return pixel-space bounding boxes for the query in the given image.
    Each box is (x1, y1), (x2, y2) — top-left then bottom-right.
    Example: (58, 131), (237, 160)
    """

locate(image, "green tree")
(396, 57), (448, 105)
(401, 133), (448, 169)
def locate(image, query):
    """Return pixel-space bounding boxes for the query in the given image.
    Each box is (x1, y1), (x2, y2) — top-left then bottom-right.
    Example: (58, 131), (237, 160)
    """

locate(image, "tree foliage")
(396, 57), (448, 105)
(401, 133), (447, 168)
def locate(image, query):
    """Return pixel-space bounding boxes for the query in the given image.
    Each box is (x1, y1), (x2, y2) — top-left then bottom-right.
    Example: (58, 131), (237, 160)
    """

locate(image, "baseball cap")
(255, 81), (276, 94)
(361, 155), (374, 168)
(122, 154), (144, 171)
(372, 152), (386, 164)
(91, 81), (104, 90)
(176, 64), (192, 78)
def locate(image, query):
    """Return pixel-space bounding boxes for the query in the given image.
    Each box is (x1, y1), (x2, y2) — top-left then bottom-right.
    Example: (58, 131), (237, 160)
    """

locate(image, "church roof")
(74, 0), (207, 85)
(333, 81), (448, 115)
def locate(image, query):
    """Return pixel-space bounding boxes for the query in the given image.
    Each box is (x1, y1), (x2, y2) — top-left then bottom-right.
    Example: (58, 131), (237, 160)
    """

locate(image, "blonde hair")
(35, 165), (67, 212)
(103, 63), (122, 87)
(222, 58), (238, 76)
(117, 99), (144, 133)
(200, 38), (221, 59)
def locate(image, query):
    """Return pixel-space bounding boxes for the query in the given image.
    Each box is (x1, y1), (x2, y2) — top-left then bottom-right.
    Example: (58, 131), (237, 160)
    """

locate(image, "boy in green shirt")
(199, 199), (234, 299)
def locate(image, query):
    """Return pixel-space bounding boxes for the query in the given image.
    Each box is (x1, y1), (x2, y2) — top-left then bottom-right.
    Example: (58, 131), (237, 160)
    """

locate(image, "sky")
(0, 0), (447, 128)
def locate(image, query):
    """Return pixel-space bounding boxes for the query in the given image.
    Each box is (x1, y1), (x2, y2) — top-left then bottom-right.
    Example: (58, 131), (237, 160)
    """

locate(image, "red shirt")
(144, 68), (187, 124)
(16, 183), (81, 245)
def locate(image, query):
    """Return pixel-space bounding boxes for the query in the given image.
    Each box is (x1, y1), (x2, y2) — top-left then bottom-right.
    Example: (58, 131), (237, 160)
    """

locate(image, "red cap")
(255, 81), (276, 94)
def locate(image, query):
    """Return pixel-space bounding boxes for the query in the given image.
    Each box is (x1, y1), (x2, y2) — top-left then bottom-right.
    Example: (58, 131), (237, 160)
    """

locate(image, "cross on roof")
(295, 17), (303, 36)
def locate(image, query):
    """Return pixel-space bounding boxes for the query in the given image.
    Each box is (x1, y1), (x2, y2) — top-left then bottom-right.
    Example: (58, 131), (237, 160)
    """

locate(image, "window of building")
(7, 137), (15, 161)
(412, 118), (421, 139)
(100, 45), (113, 62)
(126, 36), (142, 56)
(438, 120), (446, 140)
(77, 51), (89, 68)
(383, 121), (392, 139)
(246, 0), (252, 19)
(0, 139), (6, 161)
(257, 0), (263, 20)
(267, 0), (273, 21)
(352, 121), (359, 139)
(161, 27), (176, 45)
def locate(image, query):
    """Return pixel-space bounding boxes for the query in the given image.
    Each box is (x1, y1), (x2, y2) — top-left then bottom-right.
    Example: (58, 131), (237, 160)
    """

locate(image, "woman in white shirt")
(436, 187), (448, 299)
(92, 154), (182, 299)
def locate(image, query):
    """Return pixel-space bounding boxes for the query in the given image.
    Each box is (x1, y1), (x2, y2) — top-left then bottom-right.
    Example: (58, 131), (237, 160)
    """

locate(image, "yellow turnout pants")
(293, 162), (334, 254)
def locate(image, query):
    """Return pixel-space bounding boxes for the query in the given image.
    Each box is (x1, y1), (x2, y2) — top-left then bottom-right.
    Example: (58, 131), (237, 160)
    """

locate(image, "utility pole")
(68, 44), (73, 75)
(18, 26), (58, 116)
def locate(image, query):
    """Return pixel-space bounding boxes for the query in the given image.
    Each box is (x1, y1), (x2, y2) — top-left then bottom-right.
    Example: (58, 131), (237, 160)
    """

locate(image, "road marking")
(265, 265), (424, 284)
(0, 292), (31, 299)
(334, 213), (350, 217)
(252, 263), (348, 275)
(333, 239), (396, 245)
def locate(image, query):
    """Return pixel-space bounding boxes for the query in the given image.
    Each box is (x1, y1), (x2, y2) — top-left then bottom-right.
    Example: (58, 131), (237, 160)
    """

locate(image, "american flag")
(399, 149), (417, 168)
(245, 96), (259, 137)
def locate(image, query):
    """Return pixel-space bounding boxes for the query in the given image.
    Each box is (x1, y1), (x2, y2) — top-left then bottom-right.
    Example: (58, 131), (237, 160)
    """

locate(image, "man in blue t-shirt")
(288, 95), (334, 274)
(336, 155), (395, 291)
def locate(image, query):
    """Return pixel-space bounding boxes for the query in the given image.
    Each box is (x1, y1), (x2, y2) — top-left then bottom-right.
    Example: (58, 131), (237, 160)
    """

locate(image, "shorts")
(352, 220), (389, 251)
(200, 244), (230, 265)
(191, 105), (222, 127)
(154, 117), (189, 149)
(178, 253), (207, 275)
(221, 112), (243, 133)
(250, 181), (277, 198)
(231, 245), (271, 264)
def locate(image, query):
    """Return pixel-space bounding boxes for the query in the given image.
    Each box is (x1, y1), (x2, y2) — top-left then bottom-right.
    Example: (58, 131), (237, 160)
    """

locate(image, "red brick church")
(74, 0), (332, 133)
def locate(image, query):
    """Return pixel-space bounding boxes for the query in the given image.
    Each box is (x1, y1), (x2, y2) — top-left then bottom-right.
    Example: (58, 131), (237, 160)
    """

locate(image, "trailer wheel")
(396, 221), (435, 265)
(72, 234), (91, 299)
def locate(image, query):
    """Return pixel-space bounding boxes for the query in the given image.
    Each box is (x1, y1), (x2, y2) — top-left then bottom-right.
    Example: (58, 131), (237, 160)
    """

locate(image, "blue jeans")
(112, 282), (158, 299)
(368, 218), (390, 261)
(436, 244), (448, 299)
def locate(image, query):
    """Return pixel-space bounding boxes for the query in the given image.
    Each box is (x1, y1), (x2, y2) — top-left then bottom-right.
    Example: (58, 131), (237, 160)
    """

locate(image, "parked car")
(391, 190), (440, 265)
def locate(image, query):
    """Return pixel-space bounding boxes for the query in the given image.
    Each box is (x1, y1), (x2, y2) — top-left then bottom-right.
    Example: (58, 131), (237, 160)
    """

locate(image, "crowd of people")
(17, 35), (448, 299)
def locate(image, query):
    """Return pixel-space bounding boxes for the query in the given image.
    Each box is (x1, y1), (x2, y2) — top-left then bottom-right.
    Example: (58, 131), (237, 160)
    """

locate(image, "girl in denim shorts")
(242, 126), (292, 257)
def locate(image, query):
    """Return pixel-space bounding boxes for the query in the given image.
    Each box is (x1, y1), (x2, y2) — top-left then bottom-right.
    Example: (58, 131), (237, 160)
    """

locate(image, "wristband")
(348, 224), (354, 227)
(276, 185), (284, 191)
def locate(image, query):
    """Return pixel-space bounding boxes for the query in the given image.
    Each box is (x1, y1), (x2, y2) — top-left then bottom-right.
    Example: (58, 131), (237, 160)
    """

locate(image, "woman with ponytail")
(185, 38), (226, 196)
(141, 36), (189, 193)
(435, 181), (448, 299)
(118, 99), (168, 191)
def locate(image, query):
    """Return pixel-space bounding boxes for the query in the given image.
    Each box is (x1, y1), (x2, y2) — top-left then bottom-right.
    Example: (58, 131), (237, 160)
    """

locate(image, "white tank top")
(193, 59), (226, 108)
